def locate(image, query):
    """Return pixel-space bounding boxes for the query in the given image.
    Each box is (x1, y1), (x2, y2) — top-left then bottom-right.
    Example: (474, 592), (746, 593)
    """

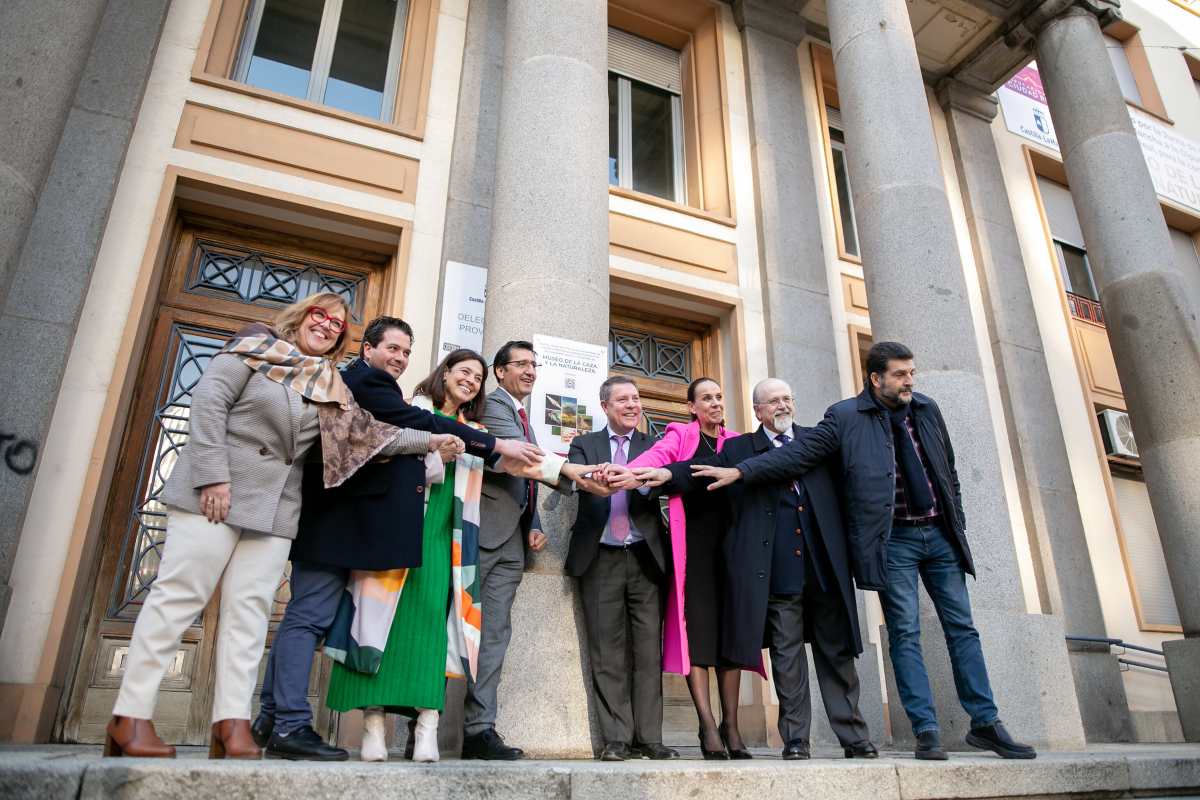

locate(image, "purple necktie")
(608, 435), (631, 542)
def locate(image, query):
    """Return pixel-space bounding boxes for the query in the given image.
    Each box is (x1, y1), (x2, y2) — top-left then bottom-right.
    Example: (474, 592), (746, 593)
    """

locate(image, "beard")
(769, 413), (794, 433)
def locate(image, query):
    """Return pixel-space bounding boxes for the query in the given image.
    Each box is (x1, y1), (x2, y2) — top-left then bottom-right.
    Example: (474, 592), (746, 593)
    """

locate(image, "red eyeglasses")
(307, 306), (347, 334)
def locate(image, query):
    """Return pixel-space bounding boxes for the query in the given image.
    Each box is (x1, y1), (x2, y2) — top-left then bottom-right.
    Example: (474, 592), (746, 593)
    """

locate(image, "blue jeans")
(878, 522), (999, 736)
(258, 560), (347, 736)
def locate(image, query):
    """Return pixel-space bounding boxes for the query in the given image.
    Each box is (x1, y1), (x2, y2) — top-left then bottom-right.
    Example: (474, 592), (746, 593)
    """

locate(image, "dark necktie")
(517, 406), (536, 511)
(776, 433), (801, 496)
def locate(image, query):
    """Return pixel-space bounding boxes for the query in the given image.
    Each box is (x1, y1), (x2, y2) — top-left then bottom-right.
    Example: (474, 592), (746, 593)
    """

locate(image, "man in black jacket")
(633, 378), (875, 761)
(256, 317), (542, 760)
(692, 343), (1035, 761)
(565, 376), (675, 762)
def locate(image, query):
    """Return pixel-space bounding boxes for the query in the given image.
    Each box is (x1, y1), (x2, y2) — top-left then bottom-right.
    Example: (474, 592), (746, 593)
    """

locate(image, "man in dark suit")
(565, 375), (676, 761)
(631, 378), (876, 760)
(256, 317), (542, 761)
(461, 340), (582, 759)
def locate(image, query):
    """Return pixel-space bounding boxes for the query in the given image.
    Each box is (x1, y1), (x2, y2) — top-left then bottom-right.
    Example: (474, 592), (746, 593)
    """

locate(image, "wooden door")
(62, 218), (389, 744)
(608, 306), (719, 747)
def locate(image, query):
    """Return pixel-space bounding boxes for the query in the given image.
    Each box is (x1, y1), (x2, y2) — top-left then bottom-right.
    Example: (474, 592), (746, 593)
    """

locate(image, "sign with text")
(529, 334), (607, 456)
(998, 64), (1200, 215)
(436, 261), (487, 357)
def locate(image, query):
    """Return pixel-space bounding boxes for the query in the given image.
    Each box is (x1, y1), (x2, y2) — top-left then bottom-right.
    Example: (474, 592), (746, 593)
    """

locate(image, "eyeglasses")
(502, 359), (541, 370)
(307, 306), (346, 334)
(753, 396), (794, 408)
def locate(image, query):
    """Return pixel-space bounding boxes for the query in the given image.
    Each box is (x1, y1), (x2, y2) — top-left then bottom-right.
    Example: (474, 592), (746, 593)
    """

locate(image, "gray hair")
(599, 374), (638, 402)
(752, 378), (792, 405)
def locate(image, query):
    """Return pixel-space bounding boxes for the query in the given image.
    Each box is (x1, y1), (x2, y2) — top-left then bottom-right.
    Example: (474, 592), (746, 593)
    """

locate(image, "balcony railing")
(1067, 292), (1105, 326)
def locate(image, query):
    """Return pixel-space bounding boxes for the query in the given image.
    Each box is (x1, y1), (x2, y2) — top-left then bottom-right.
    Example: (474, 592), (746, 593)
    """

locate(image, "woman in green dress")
(325, 348), (491, 762)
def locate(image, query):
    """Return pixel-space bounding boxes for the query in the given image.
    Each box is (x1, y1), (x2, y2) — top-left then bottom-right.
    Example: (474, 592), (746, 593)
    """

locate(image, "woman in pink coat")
(627, 377), (747, 759)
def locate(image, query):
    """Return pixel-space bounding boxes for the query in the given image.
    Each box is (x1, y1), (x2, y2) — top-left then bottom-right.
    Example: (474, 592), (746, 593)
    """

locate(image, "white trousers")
(113, 510), (292, 722)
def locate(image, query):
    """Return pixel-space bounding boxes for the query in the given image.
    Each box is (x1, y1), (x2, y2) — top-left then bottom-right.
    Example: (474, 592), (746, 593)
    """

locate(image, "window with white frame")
(826, 107), (861, 259)
(608, 28), (686, 203)
(1037, 176), (1100, 301)
(234, 0), (409, 121)
(1053, 240), (1098, 301)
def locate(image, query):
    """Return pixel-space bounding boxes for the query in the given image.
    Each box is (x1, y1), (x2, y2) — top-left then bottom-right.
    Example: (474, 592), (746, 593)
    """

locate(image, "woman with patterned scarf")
(322, 348), (599, 762)
(105, 292), (448, 760)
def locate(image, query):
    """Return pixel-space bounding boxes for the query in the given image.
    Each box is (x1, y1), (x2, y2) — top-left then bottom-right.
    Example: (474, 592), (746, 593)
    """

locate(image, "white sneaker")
(361, 707), (388, 762)
(412, 709), (440, 763)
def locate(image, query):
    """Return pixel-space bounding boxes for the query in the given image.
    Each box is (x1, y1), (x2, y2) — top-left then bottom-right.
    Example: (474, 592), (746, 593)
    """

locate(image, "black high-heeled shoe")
(719, 723), (753, 759)
(699, 727), (729, 760)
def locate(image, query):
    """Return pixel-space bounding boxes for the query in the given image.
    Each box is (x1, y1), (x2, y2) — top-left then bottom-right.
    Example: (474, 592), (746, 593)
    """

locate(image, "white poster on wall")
(529, 334), (608, 456)
(998, 63), (1200, 215)
(435, 261), (487, 358)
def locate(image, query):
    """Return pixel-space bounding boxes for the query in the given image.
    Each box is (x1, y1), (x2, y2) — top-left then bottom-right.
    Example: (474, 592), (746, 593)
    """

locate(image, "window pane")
(1057, 242), (1097, 300)
(245, 0), (324, 99)
(1103, 35), (1142, 105)
(830, 132), (860, 258)
(630, 80), (676, 201)
(609, 74), (620, 186)
(323, 0), (399, 118)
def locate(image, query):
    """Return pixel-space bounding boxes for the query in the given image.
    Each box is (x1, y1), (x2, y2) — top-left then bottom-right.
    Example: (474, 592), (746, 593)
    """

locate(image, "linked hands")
(428, 433), (466, 463)
(495, 438), (544, 471)
(690, 463), (742, 490)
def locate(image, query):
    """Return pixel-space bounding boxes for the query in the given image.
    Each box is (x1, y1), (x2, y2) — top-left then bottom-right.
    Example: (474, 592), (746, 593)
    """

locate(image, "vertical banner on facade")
(529, 334), (607, 455)
(998, 63), (1200, 214)
(436, 261), (488, 358)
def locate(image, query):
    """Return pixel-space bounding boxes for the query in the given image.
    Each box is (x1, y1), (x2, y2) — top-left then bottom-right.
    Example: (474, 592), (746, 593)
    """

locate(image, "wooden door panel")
(64, 222), (386, 744)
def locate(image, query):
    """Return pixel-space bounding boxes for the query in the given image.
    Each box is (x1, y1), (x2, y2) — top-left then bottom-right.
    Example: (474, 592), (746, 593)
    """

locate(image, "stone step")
(3, 744), (1199, 800)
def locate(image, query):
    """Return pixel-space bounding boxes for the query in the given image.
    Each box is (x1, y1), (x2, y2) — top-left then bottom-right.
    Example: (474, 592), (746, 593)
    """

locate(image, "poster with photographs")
(530, 334), (607, 455)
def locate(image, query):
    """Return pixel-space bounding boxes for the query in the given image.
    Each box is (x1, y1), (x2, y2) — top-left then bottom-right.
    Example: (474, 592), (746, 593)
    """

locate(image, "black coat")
(290, 359), (498, 571)
(737, 388), (971, 591)
(565, 429), (667, 579)
(665, 424), (861, 667)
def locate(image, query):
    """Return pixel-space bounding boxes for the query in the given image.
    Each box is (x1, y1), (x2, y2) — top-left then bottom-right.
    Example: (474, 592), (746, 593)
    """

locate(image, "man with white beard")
(629, 378), (875, 760)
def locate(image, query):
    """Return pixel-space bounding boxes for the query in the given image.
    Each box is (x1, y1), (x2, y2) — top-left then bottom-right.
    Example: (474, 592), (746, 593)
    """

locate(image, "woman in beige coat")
(105, 292), (451, 759)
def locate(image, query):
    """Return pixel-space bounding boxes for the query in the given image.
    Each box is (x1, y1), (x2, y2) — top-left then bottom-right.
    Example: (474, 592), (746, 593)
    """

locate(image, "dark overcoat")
(565, 428), (668, 579)
(737, 388), (971, 591)
(665, 424), (862, 668)
(290, 358), (497, 570)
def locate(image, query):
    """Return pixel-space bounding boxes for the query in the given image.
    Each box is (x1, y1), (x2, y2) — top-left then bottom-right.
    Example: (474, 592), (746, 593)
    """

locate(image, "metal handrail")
(1066, 635), (1165, 657)
(1117, 658), (1168, 673)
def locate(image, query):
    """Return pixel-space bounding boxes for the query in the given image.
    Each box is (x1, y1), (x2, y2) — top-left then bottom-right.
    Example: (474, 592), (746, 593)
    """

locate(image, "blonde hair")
(274, 291), (352, 362)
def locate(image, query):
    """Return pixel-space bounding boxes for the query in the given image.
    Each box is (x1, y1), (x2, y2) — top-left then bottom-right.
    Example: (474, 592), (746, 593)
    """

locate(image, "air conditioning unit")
(1099, 409), (1139, 459)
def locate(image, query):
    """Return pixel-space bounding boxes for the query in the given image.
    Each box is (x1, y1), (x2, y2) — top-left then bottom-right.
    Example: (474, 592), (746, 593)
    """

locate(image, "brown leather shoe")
(104, 716), (176, 758)
(210, 719), (262, 759)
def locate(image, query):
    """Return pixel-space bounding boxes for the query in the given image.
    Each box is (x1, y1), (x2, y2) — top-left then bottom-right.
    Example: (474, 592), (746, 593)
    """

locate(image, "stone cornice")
(944, 0), (1123, 95)
(732, 0), (807, 45)
(936, 78), (1000, 122)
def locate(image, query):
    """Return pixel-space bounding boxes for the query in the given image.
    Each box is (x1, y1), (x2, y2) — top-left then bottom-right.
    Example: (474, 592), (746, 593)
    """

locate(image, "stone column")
(734, 0), (885, 746)
(826, 0), (1084, 748)
(1034, 4), (1200, 742)
(479, 0), (609, 757)
(938, 79), (1132, 742)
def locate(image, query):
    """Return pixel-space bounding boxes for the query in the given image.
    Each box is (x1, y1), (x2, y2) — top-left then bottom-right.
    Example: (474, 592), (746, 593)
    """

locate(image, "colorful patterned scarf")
(221, 323), (398, 488)
(323, 396), (484, 680)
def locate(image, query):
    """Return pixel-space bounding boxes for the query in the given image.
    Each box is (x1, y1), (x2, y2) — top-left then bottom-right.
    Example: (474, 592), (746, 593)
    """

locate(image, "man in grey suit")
(462, 340), (579, 759)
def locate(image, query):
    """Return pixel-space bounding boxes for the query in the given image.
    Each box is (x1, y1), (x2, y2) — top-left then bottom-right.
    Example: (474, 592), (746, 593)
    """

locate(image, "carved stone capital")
(936, 78), (999, 123)
(733, 0), (807, 45)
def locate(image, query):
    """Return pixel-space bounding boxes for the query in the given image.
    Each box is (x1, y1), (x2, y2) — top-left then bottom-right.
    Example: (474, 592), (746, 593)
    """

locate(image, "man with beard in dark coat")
(689, 342), (1036, 762)
(628, 378), (876, 761)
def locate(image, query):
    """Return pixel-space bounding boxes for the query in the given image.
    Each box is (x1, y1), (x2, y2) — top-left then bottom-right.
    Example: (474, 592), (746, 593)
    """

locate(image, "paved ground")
(1, 743), (1198, 799)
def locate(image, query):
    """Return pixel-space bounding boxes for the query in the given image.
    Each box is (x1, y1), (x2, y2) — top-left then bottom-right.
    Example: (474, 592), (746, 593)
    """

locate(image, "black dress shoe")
(844, 740), (879, 759)
(915, 730), (948, 761)
(965, 722), (1036, 760)
(250, 713), (274, 749)
(698, 728), (729, 760)
(265, 726), (349, 761)
(719, 724), (753, 759)
(461, 728), (523, 760)
(600, 742), (631, 761)
(632, 742), (678, 760)
(782, 739), (810, 760)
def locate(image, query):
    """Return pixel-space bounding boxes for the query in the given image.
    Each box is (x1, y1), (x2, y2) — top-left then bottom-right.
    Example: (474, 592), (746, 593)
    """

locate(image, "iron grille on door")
(609, 326), (691, 383)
